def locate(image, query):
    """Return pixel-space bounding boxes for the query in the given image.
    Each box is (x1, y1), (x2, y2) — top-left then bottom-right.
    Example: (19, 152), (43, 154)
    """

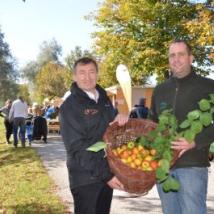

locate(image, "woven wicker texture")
(104, 119), (158, 194)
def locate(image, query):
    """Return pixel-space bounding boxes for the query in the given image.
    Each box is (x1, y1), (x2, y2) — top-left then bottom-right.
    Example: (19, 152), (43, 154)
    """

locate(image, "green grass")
(0, 118), (67, 213)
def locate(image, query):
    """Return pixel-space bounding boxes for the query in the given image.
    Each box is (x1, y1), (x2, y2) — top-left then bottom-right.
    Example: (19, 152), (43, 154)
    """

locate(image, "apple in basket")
(111, 142), (159, 172)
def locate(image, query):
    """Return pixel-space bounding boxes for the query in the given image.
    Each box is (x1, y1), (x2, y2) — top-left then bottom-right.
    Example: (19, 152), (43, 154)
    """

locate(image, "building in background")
(105, 84), (154, 114)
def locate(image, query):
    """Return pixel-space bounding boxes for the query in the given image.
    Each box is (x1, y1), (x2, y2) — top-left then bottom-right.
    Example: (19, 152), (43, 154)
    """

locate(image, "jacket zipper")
(173, 80), (179, 115)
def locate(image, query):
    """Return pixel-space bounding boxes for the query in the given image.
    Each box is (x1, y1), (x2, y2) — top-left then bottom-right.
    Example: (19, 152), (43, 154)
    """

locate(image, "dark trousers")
(4, 119), (13, 143)
(71, 183), (113, 214)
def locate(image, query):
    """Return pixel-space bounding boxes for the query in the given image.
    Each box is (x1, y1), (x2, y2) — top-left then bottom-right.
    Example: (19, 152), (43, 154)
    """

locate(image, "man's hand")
(109, 114), (129, 126)
(107, 176), (124, 190)
(171, 137), (195, 157)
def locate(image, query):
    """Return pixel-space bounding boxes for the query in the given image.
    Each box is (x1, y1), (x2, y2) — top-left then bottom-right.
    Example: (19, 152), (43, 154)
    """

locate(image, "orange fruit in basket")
(150, 160), (159, 170)
(126, 156), (132, 163)
(130, 162), (137, 169)
(144, 155), (153, 161)
(116, 147), (123, 155)
(132, 147), (139, 155)
(141, 160), (150, 170)
(134, 158), (142, 166)
(121, 144), (127, 150)
(120, 150), (129, 159)
(137, 144), (144, 151)
(130, 153), (137, 161)
(150, 149), (157, 156)
(141, 149), (150, 157)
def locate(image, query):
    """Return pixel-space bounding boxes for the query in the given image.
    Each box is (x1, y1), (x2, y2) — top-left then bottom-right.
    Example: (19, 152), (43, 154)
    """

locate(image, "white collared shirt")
(84, 89), (99, 103)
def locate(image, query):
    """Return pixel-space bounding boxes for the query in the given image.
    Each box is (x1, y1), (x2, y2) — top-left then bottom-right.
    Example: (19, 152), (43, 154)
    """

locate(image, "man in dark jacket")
(150, 40), (214, 214)
(59, 57), (128, 214)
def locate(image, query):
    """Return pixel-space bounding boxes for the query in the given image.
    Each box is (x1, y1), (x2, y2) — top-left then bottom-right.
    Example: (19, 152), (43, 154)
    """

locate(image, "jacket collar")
(70, 82), (107, 101)
(171, 70), (196, 83)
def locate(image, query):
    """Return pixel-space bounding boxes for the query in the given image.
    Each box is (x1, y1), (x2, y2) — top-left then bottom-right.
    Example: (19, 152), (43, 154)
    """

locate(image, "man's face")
(73, 62), (98, 92)
(169, 42), (193, 78)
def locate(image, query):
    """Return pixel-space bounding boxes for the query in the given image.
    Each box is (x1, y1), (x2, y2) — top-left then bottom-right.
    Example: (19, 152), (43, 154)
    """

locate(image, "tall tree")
(18, 84), (31, 105)
(21, 38), (62, 83)
(65, 46), (94, 71)
(37, 38), (62, 66)
(91, 0), (214, 86)
(35, 62), (71, 102)
(0, 28), (19, 102)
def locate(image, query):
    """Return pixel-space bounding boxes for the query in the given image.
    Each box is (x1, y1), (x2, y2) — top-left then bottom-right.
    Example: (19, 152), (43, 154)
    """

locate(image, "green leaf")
(156, 123), (167, 132)
(198, 99), (211, 111)
(179, 119), (191, 129)
(209, 94), (214, 104)
(86, 141), (106, 152)
(138, 136), (147, 145)
(200, 112), (213, 127)
(147, 130), (158, 139)
(187, 110), (200, 120)
(159, 159), (170, 172)
(156, 168), (168, 182)
(190, 121), (203, 134)
(163, 176), (180, 192)
(162, 150), (172, 162)
(159, 115), (169, 125)
(211, 107), (214, 114)
(169, 116), (178, 129)
(162, 177), (171, 192)
(210, 142), (214, 153)
(184, 130), (195, 142)
(154, 136), (166, 145)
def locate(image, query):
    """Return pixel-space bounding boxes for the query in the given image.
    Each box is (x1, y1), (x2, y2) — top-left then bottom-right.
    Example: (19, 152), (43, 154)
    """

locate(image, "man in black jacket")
(150, 40), (214, 214)
(60, 57), (128, 214)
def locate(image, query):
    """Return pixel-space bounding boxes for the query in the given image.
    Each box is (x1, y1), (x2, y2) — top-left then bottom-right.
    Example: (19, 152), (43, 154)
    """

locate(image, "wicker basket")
(103, 118), (178, 194)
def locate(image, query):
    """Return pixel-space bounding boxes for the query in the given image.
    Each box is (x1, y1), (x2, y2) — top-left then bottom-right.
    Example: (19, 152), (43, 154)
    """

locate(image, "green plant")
(137, 93), (214, 192)
(87, 93), (214, 192)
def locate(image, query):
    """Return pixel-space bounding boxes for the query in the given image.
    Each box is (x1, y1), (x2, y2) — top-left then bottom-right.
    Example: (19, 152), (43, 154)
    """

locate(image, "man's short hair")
(170, 39), (192, 55)
(73, 57), (98, 73)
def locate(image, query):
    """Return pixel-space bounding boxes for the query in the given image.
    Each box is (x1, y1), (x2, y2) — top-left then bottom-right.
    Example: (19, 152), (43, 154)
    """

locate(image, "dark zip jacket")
(59, 82), (115, 189)
(150, 71), (214, 168)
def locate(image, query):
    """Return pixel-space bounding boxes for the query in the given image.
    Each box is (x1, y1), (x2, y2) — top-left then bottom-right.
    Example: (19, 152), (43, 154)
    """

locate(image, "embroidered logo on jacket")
(84, 108), (98, 115)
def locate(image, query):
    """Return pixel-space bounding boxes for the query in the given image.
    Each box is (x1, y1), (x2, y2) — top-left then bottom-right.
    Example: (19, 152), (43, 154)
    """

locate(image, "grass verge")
(0, 118), (67, 213)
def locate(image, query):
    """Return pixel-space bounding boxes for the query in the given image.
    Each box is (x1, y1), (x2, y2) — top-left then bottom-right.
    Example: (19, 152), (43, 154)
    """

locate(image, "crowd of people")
(0, 97), (60, 148)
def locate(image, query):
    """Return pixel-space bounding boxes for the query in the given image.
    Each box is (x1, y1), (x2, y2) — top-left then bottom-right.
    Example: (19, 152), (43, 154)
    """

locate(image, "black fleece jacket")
(150, 71), (214, 168)
(59, 82), (115, 189)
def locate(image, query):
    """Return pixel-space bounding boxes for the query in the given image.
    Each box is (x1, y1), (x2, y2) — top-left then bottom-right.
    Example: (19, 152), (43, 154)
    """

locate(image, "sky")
(0, 0), (212, 80)
(0, 0), (102, 67)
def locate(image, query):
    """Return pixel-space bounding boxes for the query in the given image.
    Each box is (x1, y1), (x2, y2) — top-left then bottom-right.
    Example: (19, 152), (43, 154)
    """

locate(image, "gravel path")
(33, 138), (214, 214)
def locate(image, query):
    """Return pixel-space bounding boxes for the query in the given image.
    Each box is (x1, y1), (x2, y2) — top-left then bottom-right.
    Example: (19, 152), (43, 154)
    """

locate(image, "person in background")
(130, 97), (148, 119)
(32, 106), (48, 144)
(25, 117), (33, 146)
(0, 99), (13, 144)
(9, 96), (28, 148)
(60, 57), (129, 214)
(150, 40), (214, 214)
(44, 101), (56, 120)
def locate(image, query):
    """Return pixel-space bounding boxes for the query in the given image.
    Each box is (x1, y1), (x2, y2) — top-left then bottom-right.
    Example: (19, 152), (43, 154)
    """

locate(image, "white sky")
(0, 0), (102, 67)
